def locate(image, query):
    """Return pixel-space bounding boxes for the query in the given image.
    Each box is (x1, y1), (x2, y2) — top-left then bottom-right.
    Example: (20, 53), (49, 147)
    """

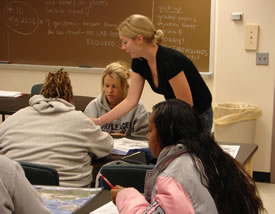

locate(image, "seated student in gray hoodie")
(84, 61), (149, 137)
(0, 69), (113, 188)
(0, 155), (50, 214)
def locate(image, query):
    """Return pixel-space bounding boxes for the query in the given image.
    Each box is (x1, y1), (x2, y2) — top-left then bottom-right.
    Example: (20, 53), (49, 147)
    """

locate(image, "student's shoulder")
(85, 95), (100, 106)
(0, 156), (21, 175)
(0, 156), (13, 166)
(70, 109), (91, 119)
(67, 111), (100, 129)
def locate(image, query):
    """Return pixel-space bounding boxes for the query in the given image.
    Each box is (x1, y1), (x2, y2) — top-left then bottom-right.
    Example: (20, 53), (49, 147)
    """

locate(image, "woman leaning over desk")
(91, 14), (213, 132)
(111, 99), (265, 214)
(84, 61), (148, 137)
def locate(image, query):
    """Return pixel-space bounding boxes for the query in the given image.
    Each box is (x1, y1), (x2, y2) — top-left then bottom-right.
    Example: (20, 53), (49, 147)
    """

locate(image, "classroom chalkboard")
(0, 0), (212, 72)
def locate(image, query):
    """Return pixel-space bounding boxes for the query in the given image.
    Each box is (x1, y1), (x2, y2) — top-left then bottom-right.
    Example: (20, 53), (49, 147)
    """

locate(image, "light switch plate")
(245, 24), (259, 50)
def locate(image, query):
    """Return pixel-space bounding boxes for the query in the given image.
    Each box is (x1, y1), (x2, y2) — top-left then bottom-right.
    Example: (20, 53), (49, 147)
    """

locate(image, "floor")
(256, 182), (275, 213)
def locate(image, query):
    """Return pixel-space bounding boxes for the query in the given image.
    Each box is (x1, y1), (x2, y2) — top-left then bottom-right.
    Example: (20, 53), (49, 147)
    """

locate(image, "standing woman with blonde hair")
(85, 61), (148, 137)
(91, 14), (213, 132)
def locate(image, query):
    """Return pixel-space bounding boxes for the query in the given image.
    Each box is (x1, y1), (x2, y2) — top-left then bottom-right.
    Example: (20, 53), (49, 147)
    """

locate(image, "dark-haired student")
(111, 99), (265, 214)
(0, 155), (50, 214)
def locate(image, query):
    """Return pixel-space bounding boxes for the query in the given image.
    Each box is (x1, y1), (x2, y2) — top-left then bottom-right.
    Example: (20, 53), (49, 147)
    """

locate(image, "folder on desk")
(34, 185), (103, 214)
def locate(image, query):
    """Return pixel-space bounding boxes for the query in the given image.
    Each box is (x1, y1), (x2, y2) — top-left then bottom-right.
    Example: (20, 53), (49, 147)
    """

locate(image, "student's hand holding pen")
(99, 173), (125, 204)
(111, 185), (125, 204)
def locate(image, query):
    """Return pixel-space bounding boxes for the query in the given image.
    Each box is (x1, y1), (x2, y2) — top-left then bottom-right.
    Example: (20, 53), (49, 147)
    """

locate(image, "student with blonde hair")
(0, 69), (113, 187)
(91, 14), (213, 132)
(85, 61), (148, 137)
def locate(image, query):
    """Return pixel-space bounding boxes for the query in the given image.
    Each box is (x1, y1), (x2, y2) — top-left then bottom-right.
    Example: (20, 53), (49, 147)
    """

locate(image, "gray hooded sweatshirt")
(84, 93), (149, 137)
(0, 95), (113, 187)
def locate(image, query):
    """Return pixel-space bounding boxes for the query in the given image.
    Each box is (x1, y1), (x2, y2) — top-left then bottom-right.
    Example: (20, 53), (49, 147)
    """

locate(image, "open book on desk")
(0, 90), (25, 97)
(112, 137), (148, 155)
(34, 185), (103, 214)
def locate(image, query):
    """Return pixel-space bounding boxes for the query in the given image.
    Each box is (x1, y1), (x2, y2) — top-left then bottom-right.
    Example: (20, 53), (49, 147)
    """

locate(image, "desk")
(0, 94), (94, 121)
(92, 139), (258, 187)
(77, 190), (112, 214)
(219, 142), (258, 177)
(83, 143), (259, 213)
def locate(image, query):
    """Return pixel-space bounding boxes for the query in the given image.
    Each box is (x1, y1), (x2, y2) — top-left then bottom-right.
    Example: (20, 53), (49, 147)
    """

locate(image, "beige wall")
(214, 0), (275, 173)
(0, 0), (274, 173)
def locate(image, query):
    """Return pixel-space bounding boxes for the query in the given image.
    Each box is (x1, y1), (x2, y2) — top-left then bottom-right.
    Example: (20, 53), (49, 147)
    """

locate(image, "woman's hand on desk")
(111, 185), (125, 204)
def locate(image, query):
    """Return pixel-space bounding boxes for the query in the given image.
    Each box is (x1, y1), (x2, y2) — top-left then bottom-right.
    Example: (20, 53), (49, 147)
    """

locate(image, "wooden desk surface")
(0, 94), (94, 118)
(218, 142), (258, 165)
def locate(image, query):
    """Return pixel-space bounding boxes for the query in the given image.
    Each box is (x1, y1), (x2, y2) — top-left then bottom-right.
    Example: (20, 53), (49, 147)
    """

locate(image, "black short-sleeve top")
(131, 45), (212, 114)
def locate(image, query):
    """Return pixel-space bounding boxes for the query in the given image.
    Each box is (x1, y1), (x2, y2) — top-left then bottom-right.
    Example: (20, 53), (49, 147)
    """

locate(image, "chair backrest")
(18, 161), (59, 186)
(31, 83), (43, 95)
(99, 163), (154, 192)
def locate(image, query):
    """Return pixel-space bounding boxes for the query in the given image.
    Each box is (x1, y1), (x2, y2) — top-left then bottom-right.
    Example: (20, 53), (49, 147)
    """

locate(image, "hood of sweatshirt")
(98, 93), (112, 111)
(29, 95), (75, 114)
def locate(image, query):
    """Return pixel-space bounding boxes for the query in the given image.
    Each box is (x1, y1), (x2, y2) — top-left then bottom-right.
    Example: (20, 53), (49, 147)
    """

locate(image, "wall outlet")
(245, 24), (259, 50)
(256, 52), (269, 65)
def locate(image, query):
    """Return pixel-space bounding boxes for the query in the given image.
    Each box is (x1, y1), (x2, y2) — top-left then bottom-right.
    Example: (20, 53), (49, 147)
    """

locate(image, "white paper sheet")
(220, 145), (240, 158)
(112, 137), (148, 155)
(0, 90), (23, 97)
(90, 201), (119, 214)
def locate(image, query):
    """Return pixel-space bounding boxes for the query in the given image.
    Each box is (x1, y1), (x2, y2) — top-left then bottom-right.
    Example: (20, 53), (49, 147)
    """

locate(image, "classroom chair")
(18, 161), (59, 186)
(98, 162), (154, 193)
(31, 83), (43, 94)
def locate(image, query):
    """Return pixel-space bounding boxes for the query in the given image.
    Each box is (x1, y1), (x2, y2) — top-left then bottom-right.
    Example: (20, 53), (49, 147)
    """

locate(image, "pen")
(122, 151), (141, 159)
(100, 173), (114, 189)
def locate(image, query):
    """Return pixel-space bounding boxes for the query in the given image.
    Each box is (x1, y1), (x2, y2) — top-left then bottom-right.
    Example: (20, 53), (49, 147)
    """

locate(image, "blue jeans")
(199, 106), (213, 133)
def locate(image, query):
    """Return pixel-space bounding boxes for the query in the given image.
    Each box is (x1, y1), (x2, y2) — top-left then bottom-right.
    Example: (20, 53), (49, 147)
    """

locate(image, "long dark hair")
(152, 99), (265, 214)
